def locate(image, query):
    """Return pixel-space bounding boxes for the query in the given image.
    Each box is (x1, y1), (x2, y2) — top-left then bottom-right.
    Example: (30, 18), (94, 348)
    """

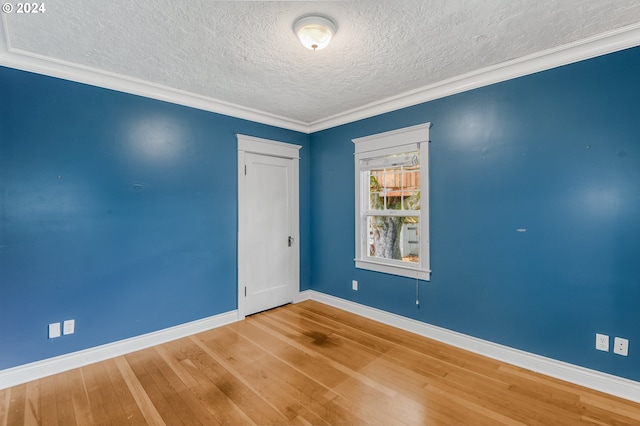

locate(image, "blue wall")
(2, 46), (639, 383)
(310, 46), (640, 381)
(0, 67), (310, 369)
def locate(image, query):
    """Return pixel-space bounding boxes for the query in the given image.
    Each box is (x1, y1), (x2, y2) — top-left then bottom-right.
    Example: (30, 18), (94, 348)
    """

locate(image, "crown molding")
(307, 22), (640, 133)
(0, 17), (309, 134)
(2, 16), (640, 135)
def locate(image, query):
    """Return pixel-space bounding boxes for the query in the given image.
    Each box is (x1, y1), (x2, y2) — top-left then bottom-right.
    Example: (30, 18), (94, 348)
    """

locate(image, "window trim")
(353, 123), (431, 281)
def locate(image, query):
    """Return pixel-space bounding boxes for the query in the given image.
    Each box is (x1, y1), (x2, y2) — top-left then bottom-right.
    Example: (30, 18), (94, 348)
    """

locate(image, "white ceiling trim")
(308, 22), (640, 133)
(0, 16), (309, 133)
(2, 16), (640, 135)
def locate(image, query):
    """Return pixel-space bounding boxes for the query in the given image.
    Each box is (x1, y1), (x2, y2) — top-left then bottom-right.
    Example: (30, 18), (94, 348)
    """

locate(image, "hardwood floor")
(1, 300), (639, 425)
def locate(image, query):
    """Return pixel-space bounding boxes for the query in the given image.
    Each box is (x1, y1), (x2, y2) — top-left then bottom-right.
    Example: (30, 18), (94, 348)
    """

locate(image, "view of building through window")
(366, 152), (421, 263)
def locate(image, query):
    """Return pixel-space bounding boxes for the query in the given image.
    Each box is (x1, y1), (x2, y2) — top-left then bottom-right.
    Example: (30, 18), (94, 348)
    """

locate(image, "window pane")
(367, 216), (419, 263)
(369, 172), (384, 209)
(403, 190), (420, 210)
(369, 193), (384, 210)
(367, 153), (420, 212)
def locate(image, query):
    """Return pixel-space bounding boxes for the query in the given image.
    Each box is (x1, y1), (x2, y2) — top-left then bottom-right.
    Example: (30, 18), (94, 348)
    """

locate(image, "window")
(353, 123), (431, 280)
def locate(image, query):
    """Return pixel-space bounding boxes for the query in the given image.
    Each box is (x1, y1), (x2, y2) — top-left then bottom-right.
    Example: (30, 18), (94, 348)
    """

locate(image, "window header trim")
(353, 122), (431, 154)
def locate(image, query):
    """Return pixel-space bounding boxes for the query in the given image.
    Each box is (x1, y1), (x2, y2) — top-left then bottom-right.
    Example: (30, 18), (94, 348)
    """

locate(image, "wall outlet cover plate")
(613, 337), (629, 356)
(596, 333), (609, 352)
(49, 322), (61, 339)
(63, 319), (75, 335)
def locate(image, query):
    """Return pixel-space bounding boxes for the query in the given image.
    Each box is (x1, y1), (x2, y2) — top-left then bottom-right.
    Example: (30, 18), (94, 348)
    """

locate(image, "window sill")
(355, 259), (431, 281)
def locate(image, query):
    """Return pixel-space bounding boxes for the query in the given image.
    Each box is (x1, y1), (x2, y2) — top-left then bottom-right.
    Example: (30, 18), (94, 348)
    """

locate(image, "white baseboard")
(4, 291), (639, 404)
(0, 310), (238, 390)
(296, 290), (640, 404)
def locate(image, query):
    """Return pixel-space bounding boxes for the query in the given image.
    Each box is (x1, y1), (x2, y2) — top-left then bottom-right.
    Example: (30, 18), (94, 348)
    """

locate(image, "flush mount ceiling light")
(293, 15), (337, 51)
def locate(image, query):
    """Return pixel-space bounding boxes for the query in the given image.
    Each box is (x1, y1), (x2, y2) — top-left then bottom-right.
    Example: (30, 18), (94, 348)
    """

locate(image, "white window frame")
(353, 123), (431, 280)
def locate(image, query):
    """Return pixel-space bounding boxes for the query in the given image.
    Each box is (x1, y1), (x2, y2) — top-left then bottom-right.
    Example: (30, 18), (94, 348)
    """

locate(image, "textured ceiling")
(3, 0), (640, 126)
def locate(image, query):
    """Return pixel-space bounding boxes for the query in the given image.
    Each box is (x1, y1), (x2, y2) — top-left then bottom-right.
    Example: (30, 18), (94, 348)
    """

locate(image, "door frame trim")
(237, 134), (301, 320)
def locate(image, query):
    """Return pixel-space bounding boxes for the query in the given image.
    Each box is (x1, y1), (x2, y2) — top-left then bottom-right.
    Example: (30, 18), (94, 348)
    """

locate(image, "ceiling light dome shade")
(293, 16), (337, 51)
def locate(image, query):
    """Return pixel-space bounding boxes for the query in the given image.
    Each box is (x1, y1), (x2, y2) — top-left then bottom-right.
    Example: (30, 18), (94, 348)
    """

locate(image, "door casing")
(237, 134), (301, 320)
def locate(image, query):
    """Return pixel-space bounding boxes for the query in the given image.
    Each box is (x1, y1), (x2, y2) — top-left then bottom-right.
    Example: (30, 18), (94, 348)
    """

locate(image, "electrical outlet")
(613, 337), (629, 356)
(595, 333), (609, 351)
(49, 322), (61, 339)
(63, 319), (75, 335)
(352, 280), (358, 291)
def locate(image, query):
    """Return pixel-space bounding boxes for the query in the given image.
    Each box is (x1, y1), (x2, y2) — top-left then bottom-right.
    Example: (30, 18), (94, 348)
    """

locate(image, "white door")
(237, 135), (300, 318)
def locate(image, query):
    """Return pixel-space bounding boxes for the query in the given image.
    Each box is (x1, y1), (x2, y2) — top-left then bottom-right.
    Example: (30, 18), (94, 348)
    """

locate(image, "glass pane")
(404, 168), (420, 188)
(369, 172), (383, 209)
(366, 153), (420, 212)
(367, 216), (419, 263)
(403, 190), (420, 210)
(369, 193), (384, 210)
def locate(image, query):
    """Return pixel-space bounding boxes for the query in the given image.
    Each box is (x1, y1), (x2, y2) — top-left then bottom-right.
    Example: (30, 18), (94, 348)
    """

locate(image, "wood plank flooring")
(1, 300), (639, 425)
